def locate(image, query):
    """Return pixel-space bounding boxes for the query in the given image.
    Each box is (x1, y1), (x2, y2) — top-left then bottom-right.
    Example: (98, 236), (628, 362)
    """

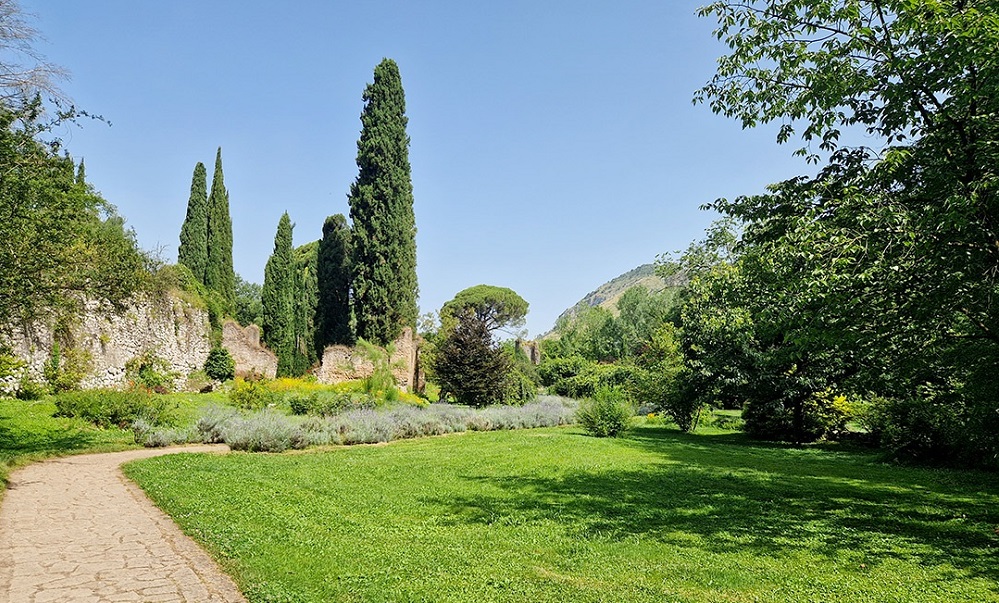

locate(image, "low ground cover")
(125, 423), (999, 603)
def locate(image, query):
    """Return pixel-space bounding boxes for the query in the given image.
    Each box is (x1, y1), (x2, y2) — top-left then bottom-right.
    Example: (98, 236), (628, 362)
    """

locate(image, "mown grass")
(0, 398), (136, 487)
(0, 392), (231, 489)
(124, 424), (999, 603)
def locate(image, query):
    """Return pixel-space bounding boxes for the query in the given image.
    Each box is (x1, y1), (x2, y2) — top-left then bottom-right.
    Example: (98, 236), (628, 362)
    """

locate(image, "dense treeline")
(541, 0), (999, 468)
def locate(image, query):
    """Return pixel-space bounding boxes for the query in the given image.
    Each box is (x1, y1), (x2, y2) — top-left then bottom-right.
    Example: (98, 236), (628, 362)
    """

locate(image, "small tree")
(433, 311), (510, 407)
(204, 346), (235, 382)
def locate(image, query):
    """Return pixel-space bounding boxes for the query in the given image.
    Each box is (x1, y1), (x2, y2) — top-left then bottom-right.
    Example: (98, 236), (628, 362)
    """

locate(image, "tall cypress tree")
(75, 159), (86, 186)
(205, 147), (235, 312)
(316, 213), (353, 352)
(348, 58), (418, 345)
(293, 241), (320, 373)
(262, 212), (296, 376)
(177, 162), (208, 282)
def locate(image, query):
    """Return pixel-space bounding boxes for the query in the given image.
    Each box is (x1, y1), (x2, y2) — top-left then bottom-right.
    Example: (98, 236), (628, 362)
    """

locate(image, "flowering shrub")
(135, 397), (579, 451)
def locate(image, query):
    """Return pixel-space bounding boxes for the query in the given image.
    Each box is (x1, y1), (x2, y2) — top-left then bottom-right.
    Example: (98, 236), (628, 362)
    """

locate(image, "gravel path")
(0, 446), (247, 603)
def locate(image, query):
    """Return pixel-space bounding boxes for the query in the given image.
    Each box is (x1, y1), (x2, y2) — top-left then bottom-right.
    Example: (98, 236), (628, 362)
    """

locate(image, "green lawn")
(0, 398), (136, 487)
(0, 392), (230, 489)
(125, 425), (999, 603)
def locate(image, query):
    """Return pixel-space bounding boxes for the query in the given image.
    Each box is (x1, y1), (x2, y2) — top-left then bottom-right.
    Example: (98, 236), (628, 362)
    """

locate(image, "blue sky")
(24, 1), (811, 337)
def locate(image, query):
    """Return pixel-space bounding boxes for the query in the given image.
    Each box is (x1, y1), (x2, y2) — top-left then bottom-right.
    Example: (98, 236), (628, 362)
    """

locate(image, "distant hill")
(552, 263), (683, 329)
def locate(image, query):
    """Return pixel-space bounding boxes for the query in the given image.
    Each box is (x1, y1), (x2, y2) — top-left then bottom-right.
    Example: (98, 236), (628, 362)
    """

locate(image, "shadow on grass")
(0, 422), (112, 456)
(437, 427), (999, 582)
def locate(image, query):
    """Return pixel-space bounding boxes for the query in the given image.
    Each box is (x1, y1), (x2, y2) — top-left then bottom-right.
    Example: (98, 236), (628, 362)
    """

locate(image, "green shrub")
(125, 350), (176, 393)
(15, 375), (46, 401)
(43, 342), (92, 393)
(229, 378), (279, 409)
(287, 391), (377, 416)
(744, 389), (852, 442)
(204, 347), (235, 381)
(576, 387), (634, 437)
(537, 356), (590, 386)
(53, 389), (169, 428)
(547, 362), (640, 400)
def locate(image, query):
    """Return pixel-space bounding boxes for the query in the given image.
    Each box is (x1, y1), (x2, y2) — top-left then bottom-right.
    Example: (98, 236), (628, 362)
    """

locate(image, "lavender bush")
(135, 397), (578, 452)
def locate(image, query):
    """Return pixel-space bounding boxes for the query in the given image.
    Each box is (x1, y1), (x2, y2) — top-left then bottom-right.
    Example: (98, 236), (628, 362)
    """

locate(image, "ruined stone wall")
(7, 293), (212, 390)
(221, 320), (277, 379)
(316, 327), (421, 391)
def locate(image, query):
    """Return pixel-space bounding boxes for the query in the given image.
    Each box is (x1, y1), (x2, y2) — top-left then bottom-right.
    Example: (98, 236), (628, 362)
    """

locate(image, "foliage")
(177, 162), (208, 283)
(228, 377), (279, 410)
(287, 390), (376, 416)
(204, 147), (235, 314)
(145, 262), (228, 343)
(544, 306), (620, 362)
(315, 213), (353, 350)
(500, 341), (540, 405)
(291, 240), (320, 374)
(42, 341), (91, 393)
(203, 346), (235, 382)
(128, 423), (999, 602)
(262, 212), (297, 376)
(0, 99), (147, 332)
(348, 58), (418, 345)
(658, 216), (741, 282)
(632, 324), (700, 432)
(441, 284), (529, 335)
(537, 355), (639, 400)
(52, 389), (168, 428)
(576, 387), (634, 437)
(124, 349), (176, 393)
(234, 274), (263, 327)
(690, 0), (999, 462)
(433, 311), (510, 407)
(217, 409), (308, 453)
(356, 339), (400, 401)
(545, 286), (681, 363)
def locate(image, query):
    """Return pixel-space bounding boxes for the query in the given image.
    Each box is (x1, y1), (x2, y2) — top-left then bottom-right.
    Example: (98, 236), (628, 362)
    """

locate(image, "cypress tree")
(75, 159), (86, 186)
(316, 213), (353, 351)
(262, 212), (296, 376)
(177, 162), (208, 283)
(292, 240), (320, 373)
(348, 58), (418, 345)
(205, 147), (235, 313)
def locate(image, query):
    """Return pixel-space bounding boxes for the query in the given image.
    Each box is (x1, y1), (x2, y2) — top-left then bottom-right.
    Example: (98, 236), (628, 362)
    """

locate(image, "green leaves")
(440, 285), (529, 335)
(177, 162), (208, 283)
(204, 147), (235, 314)
(349, 59), (418, 346)
(262, 212), (297, 376)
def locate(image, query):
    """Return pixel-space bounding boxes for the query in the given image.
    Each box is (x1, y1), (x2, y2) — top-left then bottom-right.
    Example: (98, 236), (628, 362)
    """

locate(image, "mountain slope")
(555, 263), (678, 325)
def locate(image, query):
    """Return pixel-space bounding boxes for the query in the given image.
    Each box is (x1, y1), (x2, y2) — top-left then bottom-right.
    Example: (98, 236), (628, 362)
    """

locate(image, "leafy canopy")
(440, 285), (528, 335)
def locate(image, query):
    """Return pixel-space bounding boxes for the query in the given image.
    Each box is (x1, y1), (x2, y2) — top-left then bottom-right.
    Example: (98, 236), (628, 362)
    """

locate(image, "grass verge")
(0, 398), (136, 489)
(124, 424), (999, 603)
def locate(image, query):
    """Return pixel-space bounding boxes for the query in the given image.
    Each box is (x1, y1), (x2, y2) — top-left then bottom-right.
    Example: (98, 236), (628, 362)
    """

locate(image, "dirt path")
(0, 446), (246, 603)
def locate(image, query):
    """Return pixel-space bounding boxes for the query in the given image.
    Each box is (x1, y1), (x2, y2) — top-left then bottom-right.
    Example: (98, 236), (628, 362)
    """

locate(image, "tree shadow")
(432, 427), (999, 582)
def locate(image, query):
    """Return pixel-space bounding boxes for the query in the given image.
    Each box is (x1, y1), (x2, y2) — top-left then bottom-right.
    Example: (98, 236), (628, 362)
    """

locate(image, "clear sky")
(22, 1), (811, 337)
